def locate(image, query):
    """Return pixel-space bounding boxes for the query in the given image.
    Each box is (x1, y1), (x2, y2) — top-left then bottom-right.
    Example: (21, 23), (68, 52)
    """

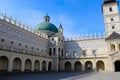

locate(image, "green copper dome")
(35, 15), (58, 33)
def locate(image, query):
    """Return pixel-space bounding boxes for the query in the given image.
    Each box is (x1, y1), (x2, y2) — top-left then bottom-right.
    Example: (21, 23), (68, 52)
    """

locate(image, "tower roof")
(106, 32), (120, 40)
(103, 0), (117, 4)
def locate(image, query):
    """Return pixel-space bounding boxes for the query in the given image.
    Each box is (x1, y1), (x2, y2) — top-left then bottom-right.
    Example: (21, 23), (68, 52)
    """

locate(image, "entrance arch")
(85, 61), (93, 71)
(42, 61), (46, 71)
(74, 61), (82, 71)
(24, 59), (32, 71)
(96, 61), (105, 72)
(114, 61), (120, 72)
(12, 58), (21, 71)
(34, 60), (40, 71)
(0, 56), (8, 72)
(48, 62), (52, 71)
(65, 62), (71, 71)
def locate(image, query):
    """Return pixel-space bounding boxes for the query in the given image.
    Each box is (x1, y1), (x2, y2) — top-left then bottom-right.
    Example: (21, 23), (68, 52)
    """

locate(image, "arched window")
(49, 48), (52, 55)
(109, 7), (112, 12)
(53, 48), (56, 55)
(111, 44), (116, 51)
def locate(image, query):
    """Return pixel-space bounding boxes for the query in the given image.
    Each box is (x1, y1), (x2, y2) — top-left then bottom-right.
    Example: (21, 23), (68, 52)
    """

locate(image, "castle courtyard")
(0, 72), (120, 80)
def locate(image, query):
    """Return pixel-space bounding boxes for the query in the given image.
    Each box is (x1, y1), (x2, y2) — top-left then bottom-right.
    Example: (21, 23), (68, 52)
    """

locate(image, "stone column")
(21, 58), (25, 72)
(31, 60), (34, 72)
(8, 57), (13, 72)
(93, 60), (97, 72)
(82, 63), (85, 71)
(46, 61), (48, 71)
(71, 62), (74, 71)
(40, 61), (42, 71)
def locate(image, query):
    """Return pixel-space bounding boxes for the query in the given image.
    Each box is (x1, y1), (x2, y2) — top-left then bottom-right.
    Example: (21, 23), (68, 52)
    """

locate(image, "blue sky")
(0, 0), (120, 38)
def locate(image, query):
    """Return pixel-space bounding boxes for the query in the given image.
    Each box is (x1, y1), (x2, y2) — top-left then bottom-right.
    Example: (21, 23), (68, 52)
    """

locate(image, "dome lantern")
(43, 14), (50, 22)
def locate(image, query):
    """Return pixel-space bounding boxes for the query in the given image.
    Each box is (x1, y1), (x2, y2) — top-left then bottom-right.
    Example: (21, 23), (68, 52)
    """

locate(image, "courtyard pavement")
(0, 72), (120, 80)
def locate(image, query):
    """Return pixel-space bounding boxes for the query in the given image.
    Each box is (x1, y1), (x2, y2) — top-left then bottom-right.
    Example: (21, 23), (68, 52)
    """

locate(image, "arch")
(34, 60), (40, 71)
(24, 59), (32, 71)
(74, 61), (82, 71)
(85, 61), (93, 71)
(114, 60), (120, 72)
(0, 56), (8, 72)
(96, 61), (105, 72)
(12, 57), (21, 71)
(65, 62), (71, 71)
(42, 61), (46, 71)
(48, 61), (52, 71)
(111, 44), (116, 51)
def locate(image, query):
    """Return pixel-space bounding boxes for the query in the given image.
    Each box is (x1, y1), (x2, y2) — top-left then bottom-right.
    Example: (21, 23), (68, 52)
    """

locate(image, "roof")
(106, 32), (120, 40)
(35, 22), (58, 33)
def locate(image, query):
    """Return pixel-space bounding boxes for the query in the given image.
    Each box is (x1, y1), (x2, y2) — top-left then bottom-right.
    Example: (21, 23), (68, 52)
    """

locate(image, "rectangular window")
(82, 50), (86, 56)
(92, 50), (96, 55)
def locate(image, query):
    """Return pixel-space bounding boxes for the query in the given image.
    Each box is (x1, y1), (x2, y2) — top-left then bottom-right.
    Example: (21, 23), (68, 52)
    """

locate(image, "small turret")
(58, 23), (63, 33)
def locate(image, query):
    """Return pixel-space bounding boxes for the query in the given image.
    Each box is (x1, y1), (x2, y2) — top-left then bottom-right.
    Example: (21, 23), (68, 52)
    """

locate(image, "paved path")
(0, 72), (120, 80)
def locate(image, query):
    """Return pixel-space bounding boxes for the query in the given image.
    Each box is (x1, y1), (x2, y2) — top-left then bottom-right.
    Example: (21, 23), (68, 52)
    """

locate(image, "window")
(52, 38), (54, 41)
(82, 50), (86, 56)
(111, 44), (116, 51)
(65, 52), (68, 57)
(73, 52), (79, 57)
(111, 18), (114, 21)
(61, 49), (63, 56)
(112, 26), (115, 29)
(31, 47), (34, 50)
(58, 38), (60, 42)
(25, 45), (28, 48)
(37, 48), (39, 51)
(1, 39), (4, 42)
(49, 48), (52, 55)
(92, 50), (96, 55)
(10, 41), (13, 44)
(109, 7), (112, 12)
(53, 48), (56, 55)
(61, 40), (63, 43)
(18, 43), (21, 46)
(41, 49), (43, 52)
